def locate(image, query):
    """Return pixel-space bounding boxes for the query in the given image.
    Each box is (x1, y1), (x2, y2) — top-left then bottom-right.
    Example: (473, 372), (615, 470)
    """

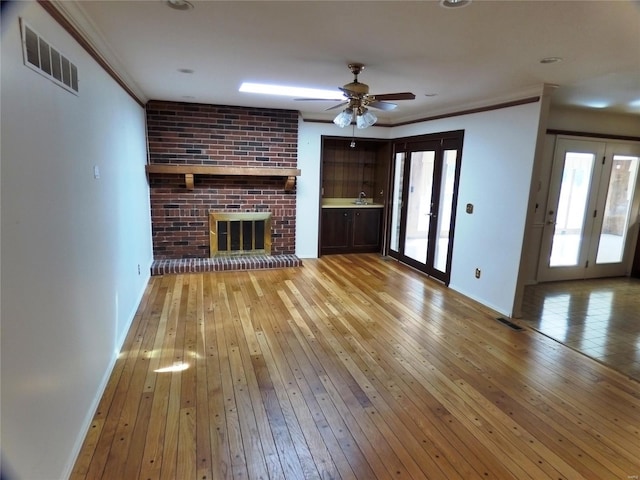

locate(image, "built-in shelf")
(145, 164), (301, 191)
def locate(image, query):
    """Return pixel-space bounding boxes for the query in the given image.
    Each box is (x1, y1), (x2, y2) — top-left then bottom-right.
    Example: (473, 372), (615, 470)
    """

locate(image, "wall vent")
(20, 19), (78, 94)
(496, 317), (524, 331)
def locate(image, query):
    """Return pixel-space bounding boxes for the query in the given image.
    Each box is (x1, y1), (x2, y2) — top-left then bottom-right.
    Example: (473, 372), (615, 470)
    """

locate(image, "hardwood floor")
(71, 254), (640, 480)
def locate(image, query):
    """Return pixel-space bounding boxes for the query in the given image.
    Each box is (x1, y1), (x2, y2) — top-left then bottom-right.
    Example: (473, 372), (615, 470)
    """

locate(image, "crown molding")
(38, 0), (148, 106)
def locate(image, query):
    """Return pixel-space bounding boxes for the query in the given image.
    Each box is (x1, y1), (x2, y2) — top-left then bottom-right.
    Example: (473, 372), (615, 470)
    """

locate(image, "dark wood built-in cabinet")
(321, 138), (390, 203)
(319, 136), (390, 256)
(321, 208), (382, 254)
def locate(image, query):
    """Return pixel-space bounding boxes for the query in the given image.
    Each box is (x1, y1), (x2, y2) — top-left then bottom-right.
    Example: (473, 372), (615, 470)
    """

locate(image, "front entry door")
(538, 138), (640, 281)
(389, 136), (462, 284)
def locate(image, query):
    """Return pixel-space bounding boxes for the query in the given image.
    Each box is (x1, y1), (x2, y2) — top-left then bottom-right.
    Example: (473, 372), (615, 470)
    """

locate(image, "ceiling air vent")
(20, 19), (78, 94)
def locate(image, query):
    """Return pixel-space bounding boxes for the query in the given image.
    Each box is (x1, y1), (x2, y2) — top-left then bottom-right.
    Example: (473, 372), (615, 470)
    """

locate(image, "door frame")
(537, 135), (640, 282)
(535, 135), (640, 283)
(385, 131), (464, 285)
(537, 138), (606, 282)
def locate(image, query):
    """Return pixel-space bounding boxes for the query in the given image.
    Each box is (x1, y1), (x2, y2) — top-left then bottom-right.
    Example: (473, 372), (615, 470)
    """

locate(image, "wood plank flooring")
(71, 254), (640, 479)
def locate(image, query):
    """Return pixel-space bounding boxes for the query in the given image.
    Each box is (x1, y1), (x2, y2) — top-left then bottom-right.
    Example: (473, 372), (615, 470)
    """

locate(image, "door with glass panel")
(538, 138), (640, 282)
(389, 137), (462, 284)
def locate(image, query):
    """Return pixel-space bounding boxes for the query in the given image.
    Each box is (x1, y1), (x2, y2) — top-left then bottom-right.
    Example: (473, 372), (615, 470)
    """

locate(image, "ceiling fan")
(296, 63), (416, 128)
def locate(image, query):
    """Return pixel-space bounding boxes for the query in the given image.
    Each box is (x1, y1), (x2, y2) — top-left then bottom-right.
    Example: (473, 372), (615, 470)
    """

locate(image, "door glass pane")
(390, 152), (405, 252)
(405, 151), (435, 264)
(434, 150), (457, 272)
(550, 152), (595, 267)
(596, 155), (639, 264)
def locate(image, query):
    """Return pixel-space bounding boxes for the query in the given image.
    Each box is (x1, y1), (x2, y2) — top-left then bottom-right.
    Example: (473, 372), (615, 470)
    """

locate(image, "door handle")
(427, 202), (437, 219)
(546, 210), (555, 225)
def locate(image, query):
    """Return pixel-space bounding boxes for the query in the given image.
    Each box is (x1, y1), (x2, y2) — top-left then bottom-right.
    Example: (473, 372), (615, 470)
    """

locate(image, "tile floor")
(521, 277), (640, 382)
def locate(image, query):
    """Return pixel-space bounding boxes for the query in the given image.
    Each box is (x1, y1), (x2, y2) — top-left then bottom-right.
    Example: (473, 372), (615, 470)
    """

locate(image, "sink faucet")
(358, 191), (367, 202)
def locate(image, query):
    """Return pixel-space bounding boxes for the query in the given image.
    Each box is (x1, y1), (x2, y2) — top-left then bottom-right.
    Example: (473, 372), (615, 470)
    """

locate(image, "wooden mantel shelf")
(145, 164), (301, 191)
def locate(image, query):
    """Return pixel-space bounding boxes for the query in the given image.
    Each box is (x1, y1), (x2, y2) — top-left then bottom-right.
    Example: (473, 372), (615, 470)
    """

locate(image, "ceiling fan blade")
(368, 101), (397, 111)
(371, 92), (416, 101)
(325, 101), (350, 111)
(339, 86), (358, 97)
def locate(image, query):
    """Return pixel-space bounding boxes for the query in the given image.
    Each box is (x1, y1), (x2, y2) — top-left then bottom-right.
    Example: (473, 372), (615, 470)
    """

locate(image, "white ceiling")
(59, 0), (640, 124)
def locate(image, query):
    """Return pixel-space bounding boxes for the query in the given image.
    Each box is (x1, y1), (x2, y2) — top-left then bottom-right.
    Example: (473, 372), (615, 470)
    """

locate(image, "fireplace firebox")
(209, 212), (272, 257)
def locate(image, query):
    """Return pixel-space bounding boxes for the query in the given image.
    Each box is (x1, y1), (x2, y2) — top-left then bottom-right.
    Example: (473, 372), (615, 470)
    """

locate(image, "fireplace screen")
(209, 212), (272, 256)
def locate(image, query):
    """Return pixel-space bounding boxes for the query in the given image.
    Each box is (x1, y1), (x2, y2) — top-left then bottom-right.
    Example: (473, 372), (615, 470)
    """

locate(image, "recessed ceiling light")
(540, 57), (563, 64)
(440, 0), (472, 8)
(166, 0), (193, 11)
(239, 82), (342, 99)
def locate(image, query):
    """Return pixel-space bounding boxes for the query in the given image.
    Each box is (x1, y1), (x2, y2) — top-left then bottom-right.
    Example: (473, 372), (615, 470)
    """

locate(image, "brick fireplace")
(146, 101), (301, 272)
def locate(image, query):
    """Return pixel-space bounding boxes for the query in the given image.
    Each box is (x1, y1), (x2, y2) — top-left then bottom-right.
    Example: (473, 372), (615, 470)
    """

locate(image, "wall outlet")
(138, 264), (141, 275)
(475, 268), (481, 279)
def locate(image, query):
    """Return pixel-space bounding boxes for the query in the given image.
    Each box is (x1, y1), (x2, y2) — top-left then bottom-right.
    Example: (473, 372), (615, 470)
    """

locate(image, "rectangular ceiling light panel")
(239, 82), (341, 100)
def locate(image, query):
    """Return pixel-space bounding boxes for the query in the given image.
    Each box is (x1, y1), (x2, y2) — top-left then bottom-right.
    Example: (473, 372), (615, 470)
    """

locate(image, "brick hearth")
(151, 254), (302, 276)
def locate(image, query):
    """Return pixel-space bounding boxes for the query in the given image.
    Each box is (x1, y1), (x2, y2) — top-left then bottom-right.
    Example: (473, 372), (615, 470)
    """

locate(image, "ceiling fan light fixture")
(333, 109), (354, 128)
(356, 108), (377, 129)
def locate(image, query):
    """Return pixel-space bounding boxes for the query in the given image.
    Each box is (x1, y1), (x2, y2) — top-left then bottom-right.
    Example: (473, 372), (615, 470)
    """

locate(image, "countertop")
(321, 198), (384, 209)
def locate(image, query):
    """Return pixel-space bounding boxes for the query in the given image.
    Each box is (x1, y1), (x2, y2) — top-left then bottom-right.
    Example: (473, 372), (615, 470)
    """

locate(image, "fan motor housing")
(343, 81), (369, 96)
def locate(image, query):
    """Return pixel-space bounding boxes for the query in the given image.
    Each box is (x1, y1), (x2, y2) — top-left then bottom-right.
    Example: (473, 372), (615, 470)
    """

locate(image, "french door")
(538, 138), (640, 282)
(389, 134), (463, 285)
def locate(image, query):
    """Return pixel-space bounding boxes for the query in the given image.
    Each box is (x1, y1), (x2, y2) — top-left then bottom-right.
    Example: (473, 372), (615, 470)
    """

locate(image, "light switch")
(94, 165), (100, 179)
(466, 203), (473, 214)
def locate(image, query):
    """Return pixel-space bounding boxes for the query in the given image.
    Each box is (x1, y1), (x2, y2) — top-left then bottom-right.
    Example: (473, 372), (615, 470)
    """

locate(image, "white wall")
(393, 104), (542, 316)
(297, 101), (543, 316)
(0, 3), (153, 479)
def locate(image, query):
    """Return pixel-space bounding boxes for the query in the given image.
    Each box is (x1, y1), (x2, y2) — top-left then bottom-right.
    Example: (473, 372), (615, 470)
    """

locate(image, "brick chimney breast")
(146, 101), (298, 259)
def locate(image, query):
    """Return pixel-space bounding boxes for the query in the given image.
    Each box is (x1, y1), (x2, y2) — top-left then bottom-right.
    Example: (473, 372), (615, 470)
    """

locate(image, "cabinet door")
(352, 209), (382, 250)
(321, 209), (351, 253)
